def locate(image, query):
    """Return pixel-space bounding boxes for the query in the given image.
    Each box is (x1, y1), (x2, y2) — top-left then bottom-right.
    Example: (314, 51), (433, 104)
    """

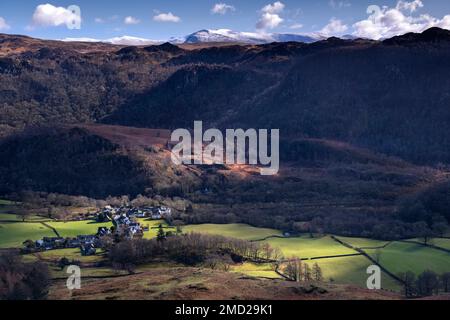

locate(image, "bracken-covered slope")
(48, 266), (402, 300)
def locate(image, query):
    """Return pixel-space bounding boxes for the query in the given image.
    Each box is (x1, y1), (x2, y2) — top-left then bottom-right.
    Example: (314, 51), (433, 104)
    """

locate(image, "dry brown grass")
(49, 266), (402, 300)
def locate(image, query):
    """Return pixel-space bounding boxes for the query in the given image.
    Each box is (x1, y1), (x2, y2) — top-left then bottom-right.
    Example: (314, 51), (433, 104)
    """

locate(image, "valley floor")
(2, 206), (450, 299)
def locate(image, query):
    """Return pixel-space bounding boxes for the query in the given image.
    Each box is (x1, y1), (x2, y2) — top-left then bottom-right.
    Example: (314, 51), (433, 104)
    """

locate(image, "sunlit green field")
(183, 223), (282, 241)
(230, 257), (401, 291)
(264, 235), (356, 259)
(303, 256), (401, 291)
(0, 222), (55, 248)
(366, 242), (450, 275)
(334, 236), (389, 249)
(138, 219), (176, 239)
(47, 220), (112, 237)
(230, 262), (279, 279)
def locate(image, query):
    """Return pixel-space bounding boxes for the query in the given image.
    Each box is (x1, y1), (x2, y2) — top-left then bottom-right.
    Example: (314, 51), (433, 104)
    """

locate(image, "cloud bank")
(353, 0), (450, 39)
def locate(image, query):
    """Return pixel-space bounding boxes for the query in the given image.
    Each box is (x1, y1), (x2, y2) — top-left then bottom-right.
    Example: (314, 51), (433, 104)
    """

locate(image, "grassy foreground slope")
(48, 267), (401, 300)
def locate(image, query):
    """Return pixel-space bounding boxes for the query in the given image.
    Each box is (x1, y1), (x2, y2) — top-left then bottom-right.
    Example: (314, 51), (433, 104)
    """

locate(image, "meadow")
(264, 235), (356, 258)
(365, 242), (450, 276)
(0, 222), (55, 248)
(182, 223), (282, 241)
(46, 220), (113, 238)
(333, 236), (390, 249)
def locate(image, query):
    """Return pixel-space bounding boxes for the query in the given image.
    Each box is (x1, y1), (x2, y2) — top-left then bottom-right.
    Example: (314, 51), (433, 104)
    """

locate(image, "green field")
(431, 238), (450, 250)
(47, 220), (113, 238)
(182, 223), (282, 241)
(138, 219), (176, 239)
(408, 238), (450, 250)
(0, 199), (15, 205)
(0, 222), (55, 248)
(303, 256), (400, 291)
(335, 236), (389, 249)
(230, 262), (279, 279)
(264, 235), (356, 259)
(0, 213), (23, 222)
(0, 213), (51, 222)
(366, 242), (450, 275)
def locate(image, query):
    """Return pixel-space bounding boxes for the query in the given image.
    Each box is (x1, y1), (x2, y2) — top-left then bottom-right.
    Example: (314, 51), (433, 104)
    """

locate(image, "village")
(22, 205), (172, 256)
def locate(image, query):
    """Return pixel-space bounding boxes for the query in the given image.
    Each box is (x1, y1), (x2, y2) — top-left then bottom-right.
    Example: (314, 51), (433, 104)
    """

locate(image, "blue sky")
(0, 0), (449, 41)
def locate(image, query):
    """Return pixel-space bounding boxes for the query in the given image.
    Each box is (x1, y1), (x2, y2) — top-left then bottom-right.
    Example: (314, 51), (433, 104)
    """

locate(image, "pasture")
(138, 219), (175, 239)
(264, 235), (356, 259)
(365, 242), (450, 276)
(334, 236), (389, 249)
(303, 256), (400, 291)
(46, 220), (112, 237)
(182, 223), (282, 241)
(409, 238), (450, 250)
(0, 222), (55, 248)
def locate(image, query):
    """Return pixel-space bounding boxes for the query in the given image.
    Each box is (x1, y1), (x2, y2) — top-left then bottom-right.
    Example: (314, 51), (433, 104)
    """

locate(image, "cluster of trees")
(107, 233), (282, 271)
(281, 258), (323, 282)
(0, 252), (51, 300)
(399, 270), (450, 297)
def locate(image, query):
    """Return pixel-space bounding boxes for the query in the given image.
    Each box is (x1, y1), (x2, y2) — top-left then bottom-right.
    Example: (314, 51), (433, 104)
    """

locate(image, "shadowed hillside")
(1, 28), (450, 164)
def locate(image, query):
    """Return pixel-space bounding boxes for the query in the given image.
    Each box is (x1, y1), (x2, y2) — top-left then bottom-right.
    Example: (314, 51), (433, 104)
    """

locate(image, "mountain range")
(61, 28), (337, 45)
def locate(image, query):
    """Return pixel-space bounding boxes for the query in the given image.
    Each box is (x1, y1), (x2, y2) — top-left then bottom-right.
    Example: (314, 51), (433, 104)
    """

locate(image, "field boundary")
(331, 236), (405, 286)
(399, 240), (450, 254)
(41, 222), (61, 237)
(250, 235), (286, 242)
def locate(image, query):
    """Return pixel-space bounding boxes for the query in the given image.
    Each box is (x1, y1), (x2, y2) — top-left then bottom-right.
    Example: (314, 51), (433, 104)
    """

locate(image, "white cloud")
(353, 1), (450, 40)
(256, 1), (285, 30)
(261, 1), (285, 14)
(153, 12), (181, 23)
(211, 3), (236, 15)
(0, 17), (10, 31)
(94, 17), (105, 23)
(329, 0), (351, 9)
(31, 4), (81, 27)
(124, 16), (140, 25)
(396, 0), (423, 13)
(319, 18), (348, 36)
(290, 23), (303, 29)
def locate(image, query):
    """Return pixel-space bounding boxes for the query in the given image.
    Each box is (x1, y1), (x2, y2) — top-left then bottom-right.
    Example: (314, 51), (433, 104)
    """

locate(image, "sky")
(0, 0), (449, 42)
